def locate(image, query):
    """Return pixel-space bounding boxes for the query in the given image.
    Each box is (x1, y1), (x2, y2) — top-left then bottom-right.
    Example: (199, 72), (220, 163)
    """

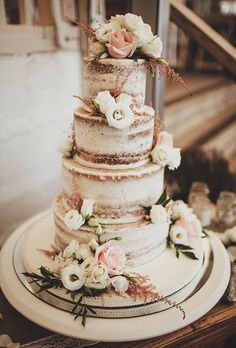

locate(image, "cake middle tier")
(74, 105), (154, 169)
(62, 158), (164, 224)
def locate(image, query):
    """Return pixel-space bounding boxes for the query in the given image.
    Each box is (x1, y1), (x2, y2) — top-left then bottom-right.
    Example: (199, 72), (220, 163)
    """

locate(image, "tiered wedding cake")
(22, 14), (208, 322)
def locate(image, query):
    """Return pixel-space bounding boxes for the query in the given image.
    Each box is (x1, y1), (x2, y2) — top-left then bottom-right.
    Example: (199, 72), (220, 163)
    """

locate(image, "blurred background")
(0, 0), (236, 244)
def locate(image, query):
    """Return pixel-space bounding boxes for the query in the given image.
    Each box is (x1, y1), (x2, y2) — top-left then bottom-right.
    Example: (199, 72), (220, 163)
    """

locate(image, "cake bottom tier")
(54, 192), (169, 268)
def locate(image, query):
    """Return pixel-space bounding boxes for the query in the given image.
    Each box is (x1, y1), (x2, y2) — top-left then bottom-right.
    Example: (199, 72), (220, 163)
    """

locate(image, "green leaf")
(162, 197), (171, 207)
(176, 249), (180, 258)
(82, 308), (88, 327)
(175, 244), (194, 251)
(40, 266), (56, 279)
(155, 187), (168, 205)
(156, 58), (168, 65)
(202, 229), (209, 238)
(181, 251), (199, 260)
(72, 296), (82, 313)
(74, 306), (83, 321)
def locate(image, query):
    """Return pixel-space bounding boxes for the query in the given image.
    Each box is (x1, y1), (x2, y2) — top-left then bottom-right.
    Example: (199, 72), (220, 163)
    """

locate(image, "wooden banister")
(170, 0), (236, 78)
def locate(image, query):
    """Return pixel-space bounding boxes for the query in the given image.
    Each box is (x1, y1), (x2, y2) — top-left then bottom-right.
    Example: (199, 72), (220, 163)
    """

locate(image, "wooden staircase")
(164, 73), (236, 172)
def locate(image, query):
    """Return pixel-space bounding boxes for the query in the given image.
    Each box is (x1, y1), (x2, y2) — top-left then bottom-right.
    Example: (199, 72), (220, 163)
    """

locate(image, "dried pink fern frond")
(147, 58), (192, 96)
(38, 244), (61, 258)
(65, 17), (96, 40)
(127, 273), (186, 319)
(152, 105), (162, 149)
(73, 95), (98, 114)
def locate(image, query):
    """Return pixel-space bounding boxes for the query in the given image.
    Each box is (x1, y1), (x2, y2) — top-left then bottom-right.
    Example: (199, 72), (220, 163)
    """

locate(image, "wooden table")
(1, 289), (235, 347)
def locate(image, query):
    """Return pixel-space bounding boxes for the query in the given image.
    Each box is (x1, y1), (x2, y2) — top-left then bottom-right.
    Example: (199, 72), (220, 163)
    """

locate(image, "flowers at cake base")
(23, 235), (186, 326)
(151, 131), (181, 171)
(94, 90), (134, 129)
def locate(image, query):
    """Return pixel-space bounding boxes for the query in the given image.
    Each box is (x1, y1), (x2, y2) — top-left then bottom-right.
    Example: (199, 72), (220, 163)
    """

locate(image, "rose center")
(70, 274), (79, 282)
(113, 109), (124, 120)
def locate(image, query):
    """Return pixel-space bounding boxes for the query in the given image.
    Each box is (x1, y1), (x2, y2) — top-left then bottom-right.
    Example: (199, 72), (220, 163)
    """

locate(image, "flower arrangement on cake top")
(69, 14), (190, 90)
(89, 13), (163, 62)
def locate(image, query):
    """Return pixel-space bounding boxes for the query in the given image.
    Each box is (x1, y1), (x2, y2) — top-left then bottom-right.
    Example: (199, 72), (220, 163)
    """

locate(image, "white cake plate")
(0, 211), (231, 342)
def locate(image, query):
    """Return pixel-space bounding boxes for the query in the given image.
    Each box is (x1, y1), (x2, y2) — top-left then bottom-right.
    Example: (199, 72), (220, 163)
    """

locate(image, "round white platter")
(0, 211), (231, 342)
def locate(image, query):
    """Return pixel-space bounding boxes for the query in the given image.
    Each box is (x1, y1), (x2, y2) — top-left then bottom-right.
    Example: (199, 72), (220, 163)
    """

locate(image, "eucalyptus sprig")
(23, 266), (101, 326)
(141, 187), (171, 213)
(169, 241), (199, 260)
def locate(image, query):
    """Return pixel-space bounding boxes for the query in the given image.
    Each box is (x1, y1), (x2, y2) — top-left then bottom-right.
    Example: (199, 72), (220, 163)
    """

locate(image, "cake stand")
(0, 210), (231, 342)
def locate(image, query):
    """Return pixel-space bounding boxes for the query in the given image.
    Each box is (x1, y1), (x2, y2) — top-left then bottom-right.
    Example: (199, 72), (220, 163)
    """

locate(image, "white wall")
(0, 50), (81, 245)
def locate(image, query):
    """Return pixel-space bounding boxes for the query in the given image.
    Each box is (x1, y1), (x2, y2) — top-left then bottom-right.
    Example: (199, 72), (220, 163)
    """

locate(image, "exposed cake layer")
(74, 106), (154, 169)
(54, 193), (168, 267)
(84, 58), (146, 107)
(61, 158), (164, 223)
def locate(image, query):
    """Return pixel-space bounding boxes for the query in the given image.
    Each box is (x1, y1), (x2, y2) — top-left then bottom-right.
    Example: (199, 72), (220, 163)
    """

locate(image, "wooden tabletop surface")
(1, 289), (235, 348)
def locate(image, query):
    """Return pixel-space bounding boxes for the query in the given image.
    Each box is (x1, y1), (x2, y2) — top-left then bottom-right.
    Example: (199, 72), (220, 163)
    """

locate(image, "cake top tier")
(84, 58), (146, 107)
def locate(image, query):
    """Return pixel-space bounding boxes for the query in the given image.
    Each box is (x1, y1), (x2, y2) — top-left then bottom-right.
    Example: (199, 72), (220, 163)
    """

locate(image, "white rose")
(140, 36), (162, 58)
(123, 13), (143, 34)
(94, 91), (116, 115)
(96, 21), (121, 43)
(63, 240), (80, 259)
(111, 15), (125, 26)
(64, 210), (85, 231)
(61, 264), (85, 291)
(169, 225), (188, 244)
(80, 257), (96, 276)
(89, 238), (99, 251)
(111, 276), (129, 294)
(151, 144), (171, 167)
(135, 23), (155, 47)
(85, 264), (110, 289)
(167, 148), (181, 170)
(78, 244), (93, 260)
(150, 204), (168, 224)
(225, 226), (236, 243)
(58, 138), (73, 158)
(105, 103), (134, 129)
(227, 246), (236, 262)
(89, 41), (106, 57)
(80, 199), (94, 219)
(168, 200), (191, 221)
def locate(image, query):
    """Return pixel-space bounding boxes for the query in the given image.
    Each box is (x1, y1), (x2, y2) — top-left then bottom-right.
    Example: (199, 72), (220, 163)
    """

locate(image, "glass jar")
(188, 182), (213, 226)
(215, 191), (236, 228)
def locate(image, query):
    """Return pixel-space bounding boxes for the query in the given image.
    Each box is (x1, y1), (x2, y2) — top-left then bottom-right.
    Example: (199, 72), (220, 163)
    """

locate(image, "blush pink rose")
(106, 31), (137, 59)
(176, 215), (202, 240)
(95, 241), (126, 275)
(158, 131), (173, 148)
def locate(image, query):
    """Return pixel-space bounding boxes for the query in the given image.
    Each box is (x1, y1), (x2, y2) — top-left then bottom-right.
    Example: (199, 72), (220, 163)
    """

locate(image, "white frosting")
(74, 106), (154, 169)
(61, 158), (164, 223)
(54, 193), (168, 267)
(84, 58), (146, 107)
